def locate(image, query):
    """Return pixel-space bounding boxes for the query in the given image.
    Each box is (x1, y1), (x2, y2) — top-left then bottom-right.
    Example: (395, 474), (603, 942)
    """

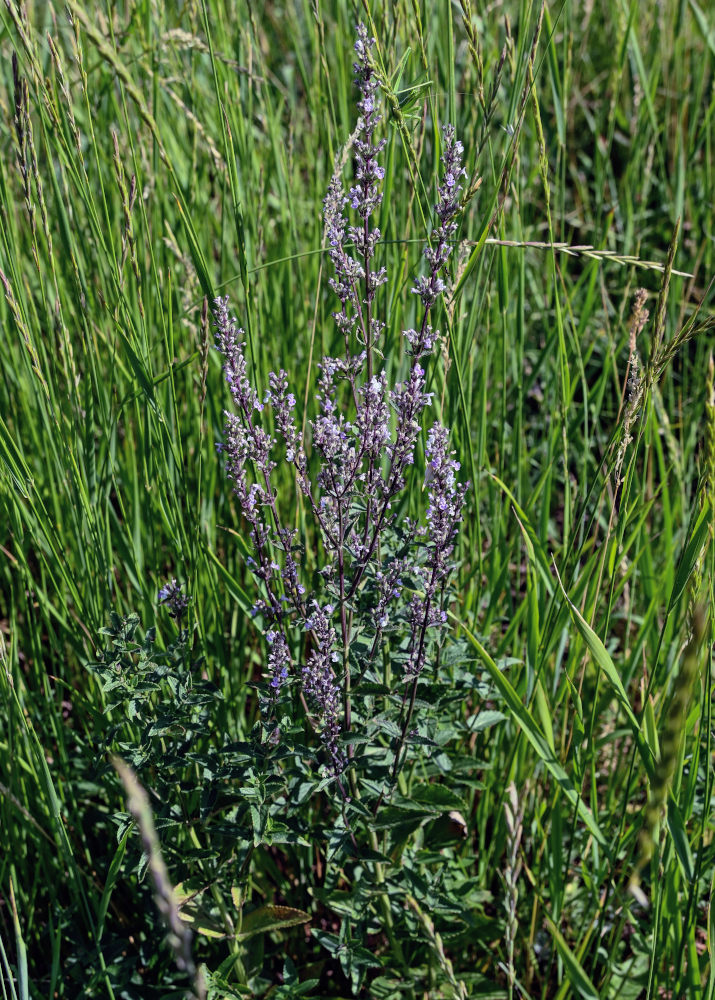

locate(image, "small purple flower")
(158, 579), (190, 622)
(404, 324), (439, 358)
(411, 124), (466, 312)
(213, 296), (260, 415)
(356, 372), (390, 459)
(269, 369), (304, 469)
(423, 425), (469, 556)
(386, 364), (432, 495)
(350, 23), (387, 229)
(267, 631), (291, 695)
(404, 424), (468, 680)
(323, 173), (363, 308)
(301, 602), (345, 775)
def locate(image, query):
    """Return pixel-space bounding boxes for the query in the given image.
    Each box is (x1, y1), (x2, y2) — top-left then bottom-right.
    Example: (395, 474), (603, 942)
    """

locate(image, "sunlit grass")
(0, 1), (713, 996)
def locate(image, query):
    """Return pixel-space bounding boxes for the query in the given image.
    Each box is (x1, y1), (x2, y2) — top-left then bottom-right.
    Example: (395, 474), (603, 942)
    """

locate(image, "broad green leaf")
(406, 785), (467, 812)
(206, 544), (253, 614)
(534, 679), (554, 752)
(97, 828), (130, 939)
(557, 574), (639, 730)
(643, 696), (659, 757)
(175, 877), (209, 906)
(9, 874), (28, 1000)
(464, 709), (507, 732)
(237, 905), (310, 942)
(688, 0), (715, 56)
(492, 475), (555, 595)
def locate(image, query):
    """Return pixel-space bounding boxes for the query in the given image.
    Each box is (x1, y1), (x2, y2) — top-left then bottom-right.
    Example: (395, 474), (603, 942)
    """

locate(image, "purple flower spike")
(301, 602), (345, 776)
(267, 631), (291, 696)
(404, 425), (469, 681)
(411, 125), (467, 313)
(158, 579), (190, 622)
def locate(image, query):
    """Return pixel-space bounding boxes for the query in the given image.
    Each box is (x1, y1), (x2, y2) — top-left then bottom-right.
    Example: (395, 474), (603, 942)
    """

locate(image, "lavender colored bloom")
(423, 424), (469, 558)
(214, 299), (310, 637)
(269, 369), (304, 470)
(356, 372), (390, 460)
(158, 579), (190, 622)
(350, 24), (387, 229)
(373, 558), (407, 634)
(213, 296), (260, 416)
(404, 424), (469, 680)
(266, 630), (290, 695)
(404, 324), (439, 359)
(412, 125), (466, 312)
(387, 364), (432, 493)
(324, 173), (363, 310)
(301, 602), (345, 776)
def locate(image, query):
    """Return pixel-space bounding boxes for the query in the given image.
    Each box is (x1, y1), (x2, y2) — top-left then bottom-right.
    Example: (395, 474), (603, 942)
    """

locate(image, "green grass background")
(1, 0), (714, 996)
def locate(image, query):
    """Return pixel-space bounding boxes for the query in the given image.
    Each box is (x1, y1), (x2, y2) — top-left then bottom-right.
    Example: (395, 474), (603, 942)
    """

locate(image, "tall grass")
(0, 1), (713, 996)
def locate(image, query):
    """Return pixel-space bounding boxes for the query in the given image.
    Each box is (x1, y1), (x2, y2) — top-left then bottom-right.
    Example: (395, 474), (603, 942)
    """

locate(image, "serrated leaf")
(179, 909), (226, 939)
(175, 877), (208, 906)
(97, 827), (130, 939)
(372, 806), (428, 830)
(350, 846), (393, 864)
(405, 784), (467, 813)
(354, 682), (392, 696)
(372, 716), (402, 739)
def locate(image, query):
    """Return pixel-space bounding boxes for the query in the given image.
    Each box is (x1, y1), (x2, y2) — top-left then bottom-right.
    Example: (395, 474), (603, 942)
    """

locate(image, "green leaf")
(458, 620), (607, 847)
(557, 574), (639, 729)
(173, 193), (213, 301)
(354, 682), (392, 696)
(236, 905), (311, 942)
(178, 904), (226, 939)
(404, 784), (467, 813)
(492, 475), (555, 596)
(97, 827), (130, 939)
(669, 500), (710, 608)
(545, 914), (600, 1000)
(643, 696), (659, 757)
(689, 0), (715, 55)
(206, 545), (253, 614)
(464, 710), (507, 732)
(556, 570), (655, 781)
(372, 806), (429, 831)
(372, 716), (402, 739)
(667, 796), (694, 883)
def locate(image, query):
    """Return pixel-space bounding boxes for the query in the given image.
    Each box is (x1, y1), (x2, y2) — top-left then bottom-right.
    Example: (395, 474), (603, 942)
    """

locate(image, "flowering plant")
(215, 25), (469, 805)
(94, 25), (484, 997)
